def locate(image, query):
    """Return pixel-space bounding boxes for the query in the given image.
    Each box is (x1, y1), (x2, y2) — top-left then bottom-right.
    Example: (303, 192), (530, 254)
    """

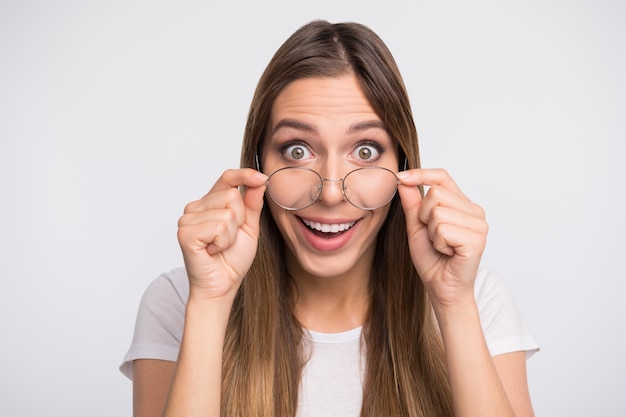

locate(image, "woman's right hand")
(177, 168), (268, 303)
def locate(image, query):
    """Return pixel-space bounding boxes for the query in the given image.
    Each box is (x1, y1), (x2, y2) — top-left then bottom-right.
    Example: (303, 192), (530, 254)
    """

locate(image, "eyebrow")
(272, 119), (317, 135)
(348, 120), (386, 132)
(271, 119), (386, 136)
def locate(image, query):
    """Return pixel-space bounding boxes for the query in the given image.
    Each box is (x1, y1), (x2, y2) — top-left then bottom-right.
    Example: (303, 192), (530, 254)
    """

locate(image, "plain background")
(1, 0), (624, 415)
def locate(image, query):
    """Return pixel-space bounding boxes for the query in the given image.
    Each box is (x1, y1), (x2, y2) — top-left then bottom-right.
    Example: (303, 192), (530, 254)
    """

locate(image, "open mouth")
(301, 218), (357, 238)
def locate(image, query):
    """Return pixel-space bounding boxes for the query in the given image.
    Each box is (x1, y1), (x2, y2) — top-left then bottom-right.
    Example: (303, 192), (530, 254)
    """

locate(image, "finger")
(209, 168), (268, 194)
(429, 222), (487, 260)
(419, 185), (484, 225)
(185, 168), (267, 213)
(397, 181), (425, 236)
(178, 168), (267, 246)
(399, 168), (483, 225)
(242, 175), (267, 216)
(181, 188), (246, 223)
(178, 206), (240, 245)
(183, 168), (267, 225)
(204, 171), (267, 252)
(213, 169), (269, 239)
(397, 168), (475, 230)
(397, 168), (461, 192)
(177, 215), (238, 256)
(397, 168), (462, 225)
(426, 205), (489, 254)
(218, 169), (267, 227)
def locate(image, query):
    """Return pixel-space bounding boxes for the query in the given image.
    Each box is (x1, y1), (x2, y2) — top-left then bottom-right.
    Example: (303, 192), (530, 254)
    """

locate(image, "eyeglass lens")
(266, 167), (398, 210)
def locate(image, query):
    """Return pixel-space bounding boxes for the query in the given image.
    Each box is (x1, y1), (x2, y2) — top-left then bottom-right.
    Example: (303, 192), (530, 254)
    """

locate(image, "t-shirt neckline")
(304, 326), (363, 344)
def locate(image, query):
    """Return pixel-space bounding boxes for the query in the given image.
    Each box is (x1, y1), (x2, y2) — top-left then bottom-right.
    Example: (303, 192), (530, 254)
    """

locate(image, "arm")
(435, 300), (534, 417)
(161, 169), (268, 417)
(131, 302), (232, 417)
(397, 168), (534, 417)
(163, 296), (233, 417)
(494, 352), (535, 417)
(133, 359), (176, 417)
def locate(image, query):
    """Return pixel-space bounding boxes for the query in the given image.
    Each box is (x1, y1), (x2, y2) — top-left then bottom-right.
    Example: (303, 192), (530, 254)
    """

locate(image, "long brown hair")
(222, 20), (454, 417)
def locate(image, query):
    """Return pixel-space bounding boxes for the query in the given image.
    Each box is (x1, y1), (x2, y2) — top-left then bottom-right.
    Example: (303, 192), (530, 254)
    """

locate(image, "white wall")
(1, 0), (624, 415)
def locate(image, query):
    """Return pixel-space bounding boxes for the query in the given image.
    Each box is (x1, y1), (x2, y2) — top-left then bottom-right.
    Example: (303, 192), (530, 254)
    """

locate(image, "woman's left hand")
(397, 168), (488, 309)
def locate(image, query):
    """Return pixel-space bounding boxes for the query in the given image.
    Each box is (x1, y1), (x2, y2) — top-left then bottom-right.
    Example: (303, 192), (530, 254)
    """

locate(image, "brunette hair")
(222, 20), (454, 417)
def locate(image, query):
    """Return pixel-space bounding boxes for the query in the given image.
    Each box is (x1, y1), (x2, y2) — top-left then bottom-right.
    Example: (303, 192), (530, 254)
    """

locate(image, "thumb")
(397, 181), (425, 236)
(241, 172), (268, 231)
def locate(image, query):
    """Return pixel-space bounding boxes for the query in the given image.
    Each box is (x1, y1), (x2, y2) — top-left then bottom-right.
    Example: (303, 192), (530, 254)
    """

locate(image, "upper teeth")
(303, 219), (356, 233)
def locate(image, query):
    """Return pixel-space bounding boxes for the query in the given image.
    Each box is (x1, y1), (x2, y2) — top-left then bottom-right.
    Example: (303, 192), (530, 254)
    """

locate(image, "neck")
(288, 256), (372, 334)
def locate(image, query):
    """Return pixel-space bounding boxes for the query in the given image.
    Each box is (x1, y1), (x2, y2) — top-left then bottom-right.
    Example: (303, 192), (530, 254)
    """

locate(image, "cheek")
(267, 205), (303, 262)
(267, 200), (294, 240)
(368, 206), (392, 236)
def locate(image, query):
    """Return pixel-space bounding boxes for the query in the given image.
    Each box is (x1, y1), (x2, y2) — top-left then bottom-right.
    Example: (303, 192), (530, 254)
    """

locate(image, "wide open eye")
(352, 142), (383, 162)
(282, 143), (313, 161)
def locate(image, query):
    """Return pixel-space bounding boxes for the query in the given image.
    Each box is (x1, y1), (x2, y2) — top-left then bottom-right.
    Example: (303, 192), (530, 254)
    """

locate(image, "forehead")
(270, 75), (380, 126)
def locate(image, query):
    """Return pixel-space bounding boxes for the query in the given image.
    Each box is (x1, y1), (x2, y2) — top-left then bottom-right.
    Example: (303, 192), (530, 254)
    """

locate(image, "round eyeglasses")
(265, 166), (400, 211)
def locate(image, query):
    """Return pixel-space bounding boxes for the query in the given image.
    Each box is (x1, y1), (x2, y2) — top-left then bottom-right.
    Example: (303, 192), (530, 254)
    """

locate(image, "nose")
(317, 177), (345, 206)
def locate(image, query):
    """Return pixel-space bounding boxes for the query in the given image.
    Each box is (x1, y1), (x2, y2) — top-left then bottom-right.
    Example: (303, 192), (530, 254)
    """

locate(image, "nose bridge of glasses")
(321, 176), (349, 198)
(316, 174), (347, 204)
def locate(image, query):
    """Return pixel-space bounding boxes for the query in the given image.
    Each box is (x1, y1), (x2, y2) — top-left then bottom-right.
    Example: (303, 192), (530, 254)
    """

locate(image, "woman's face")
(261, 75), (399, 281)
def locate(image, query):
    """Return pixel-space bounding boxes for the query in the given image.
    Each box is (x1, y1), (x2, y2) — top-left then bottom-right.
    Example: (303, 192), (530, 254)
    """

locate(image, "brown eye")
(283, 144), (312, 161)
(291, 147), (305, 159)
(358, 147), (372, 160)
(353, 143), (382, 161)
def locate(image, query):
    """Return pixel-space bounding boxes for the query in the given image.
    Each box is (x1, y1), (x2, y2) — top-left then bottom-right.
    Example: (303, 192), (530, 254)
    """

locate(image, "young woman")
(121, 20), (539, 417)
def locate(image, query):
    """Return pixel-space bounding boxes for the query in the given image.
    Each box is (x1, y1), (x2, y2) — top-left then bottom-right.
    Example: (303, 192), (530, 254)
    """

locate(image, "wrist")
(185, 290), (235, 329)
(430, 295), (480, 330)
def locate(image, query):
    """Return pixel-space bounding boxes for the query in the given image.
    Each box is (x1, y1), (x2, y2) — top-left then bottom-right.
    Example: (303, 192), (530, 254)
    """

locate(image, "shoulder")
(120, 267), (189, 379)
(474, 268), (540, 357)
(140, 266), (189, 309)
(474, 267), (519, 323)
(474, 268), (510, 306)
(135, 267), (189, 334)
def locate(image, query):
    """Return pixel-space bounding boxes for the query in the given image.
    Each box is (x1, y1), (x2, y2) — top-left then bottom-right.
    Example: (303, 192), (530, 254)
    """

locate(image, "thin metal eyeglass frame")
(264, 165), (400, 211)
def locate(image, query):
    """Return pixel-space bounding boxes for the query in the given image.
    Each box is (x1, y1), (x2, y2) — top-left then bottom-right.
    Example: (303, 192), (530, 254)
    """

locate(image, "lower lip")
(298, 220), (359, 252)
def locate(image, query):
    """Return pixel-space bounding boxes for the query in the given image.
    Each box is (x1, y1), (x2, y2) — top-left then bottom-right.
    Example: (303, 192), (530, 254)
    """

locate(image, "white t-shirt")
(297, 327), (365, 417)
(120, 267), (539, 415)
